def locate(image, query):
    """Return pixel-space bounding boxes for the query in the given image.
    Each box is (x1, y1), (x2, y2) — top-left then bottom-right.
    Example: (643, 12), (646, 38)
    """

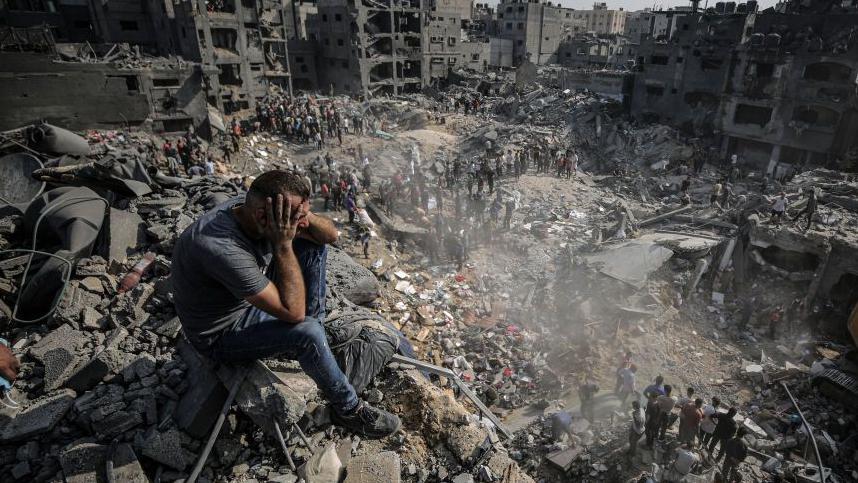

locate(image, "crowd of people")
(616, 363), (750, 483)
(234, 96), (367, 150)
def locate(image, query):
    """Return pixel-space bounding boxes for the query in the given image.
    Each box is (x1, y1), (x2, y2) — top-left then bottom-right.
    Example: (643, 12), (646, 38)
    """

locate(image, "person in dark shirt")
(643, 375), (665, 399)
(171, 170), (400, 438)
(721, 427), (748, 481)
(579, 378), (600, 422)
(709, 407), (738, 459)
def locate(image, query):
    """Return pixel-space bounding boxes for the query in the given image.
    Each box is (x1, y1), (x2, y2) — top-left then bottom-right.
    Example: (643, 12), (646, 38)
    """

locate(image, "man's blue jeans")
(211, 239), (359, 414)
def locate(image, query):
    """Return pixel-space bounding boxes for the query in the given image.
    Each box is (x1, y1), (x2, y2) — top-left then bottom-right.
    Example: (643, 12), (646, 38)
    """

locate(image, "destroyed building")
(0, 27), (215, 134)
(629, 1), (858, 173)
(556, 33), (633, 70)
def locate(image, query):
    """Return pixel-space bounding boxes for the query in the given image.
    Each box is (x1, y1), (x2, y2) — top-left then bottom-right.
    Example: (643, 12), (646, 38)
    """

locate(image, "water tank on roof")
(765, 33), (781, 48)
(750, 32), (765, 47)
(715, 2), (725, 13)
(725, 2), (736, 13)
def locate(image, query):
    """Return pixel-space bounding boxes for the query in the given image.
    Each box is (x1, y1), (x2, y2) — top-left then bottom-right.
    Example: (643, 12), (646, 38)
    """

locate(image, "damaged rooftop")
(1, 0), (858, 482)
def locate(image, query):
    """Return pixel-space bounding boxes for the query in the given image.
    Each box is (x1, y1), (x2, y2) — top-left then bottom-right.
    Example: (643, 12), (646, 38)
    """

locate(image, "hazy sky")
(485, 0), (779, 10)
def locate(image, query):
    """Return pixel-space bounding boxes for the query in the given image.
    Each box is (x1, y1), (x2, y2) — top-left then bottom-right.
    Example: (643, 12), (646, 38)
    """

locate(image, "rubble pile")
(0, 123), (539, 482)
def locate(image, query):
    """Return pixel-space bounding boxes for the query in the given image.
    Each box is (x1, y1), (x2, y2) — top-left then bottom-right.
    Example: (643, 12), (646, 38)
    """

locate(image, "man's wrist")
(275, 240), (294, 253)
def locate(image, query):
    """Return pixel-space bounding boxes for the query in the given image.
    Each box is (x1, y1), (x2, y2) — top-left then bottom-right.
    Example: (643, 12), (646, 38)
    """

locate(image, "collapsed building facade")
(629, 1), (858, 175)
(0, 26), (215, 134)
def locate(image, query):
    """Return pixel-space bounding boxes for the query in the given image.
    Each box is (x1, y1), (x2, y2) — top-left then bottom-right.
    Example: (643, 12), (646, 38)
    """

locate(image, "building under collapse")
(0, 26), (214, 134)
(629, 0), (858, 175)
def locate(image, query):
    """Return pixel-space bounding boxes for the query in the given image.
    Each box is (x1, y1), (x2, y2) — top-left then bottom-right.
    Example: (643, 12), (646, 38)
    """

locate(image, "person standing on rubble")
(617, 365), (639, 409)
(643, 375), (665, 399)
(567, 151), (578, 178)
(708, 407), (738, 459)
(628, 400), (646, 459)
(792, 188), (817, 231)
(720, 427), (748, 481)
(699, 396), (721, 447)
(171, 170), (401, 438)
(644, 392), (660, 447)
(770, 191), (787, 226)
(578, 377), (599, 422)
(678, 398), (704, 446)
(710, 180), (723, 206)
(503, 198), (515, 230)
(656, 384), (677, 440)
(556, 153), (566, 178)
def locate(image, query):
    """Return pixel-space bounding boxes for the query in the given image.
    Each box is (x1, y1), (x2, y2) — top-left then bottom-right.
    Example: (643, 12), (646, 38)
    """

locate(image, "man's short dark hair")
(248, 170), (310, 201)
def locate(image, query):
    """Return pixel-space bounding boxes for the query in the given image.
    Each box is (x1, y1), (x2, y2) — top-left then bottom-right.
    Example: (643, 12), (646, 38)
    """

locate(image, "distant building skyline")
(486, 0), (778, 11)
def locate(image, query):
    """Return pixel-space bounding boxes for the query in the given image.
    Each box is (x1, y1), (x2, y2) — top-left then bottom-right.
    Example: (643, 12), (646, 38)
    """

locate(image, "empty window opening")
(803, 62), (852, 83)
(759, 246), (819, 273)
(734, 104), (772, 126)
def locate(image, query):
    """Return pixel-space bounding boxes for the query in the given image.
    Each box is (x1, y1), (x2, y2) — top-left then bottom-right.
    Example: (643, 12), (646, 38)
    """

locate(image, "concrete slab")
(106, 208), (147, 263)
(327, 247), (380, 305)
(217, 362), (308, 436)
(1, 389), (76, 441)
(140, 428), (191, 470)
(344, 451), (401, 483)
(174, 339), (228, 439)
(65, 328), (130, 393)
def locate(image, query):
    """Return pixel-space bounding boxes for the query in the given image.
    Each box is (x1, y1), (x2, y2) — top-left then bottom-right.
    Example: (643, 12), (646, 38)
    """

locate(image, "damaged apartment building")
(300, 0), (489, 96)
(0, 0), (296, 129)
(0, 25), (215, 134)
(629, 0), (858, 176)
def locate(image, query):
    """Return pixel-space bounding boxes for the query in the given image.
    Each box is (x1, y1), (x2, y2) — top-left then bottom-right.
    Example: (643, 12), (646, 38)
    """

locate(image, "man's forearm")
(301, 212), (339, 245)
(274, 242), (306, 322)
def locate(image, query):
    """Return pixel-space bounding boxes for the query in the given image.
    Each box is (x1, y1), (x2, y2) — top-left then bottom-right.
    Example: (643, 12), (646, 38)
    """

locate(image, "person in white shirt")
(771, 191), (787, 226)
(204, 158), (215, 175)
(663, 444), (700, 482)
(700, 396), (721, 446)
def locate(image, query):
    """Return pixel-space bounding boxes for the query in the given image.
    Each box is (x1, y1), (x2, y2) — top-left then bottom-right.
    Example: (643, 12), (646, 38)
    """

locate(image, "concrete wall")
(489, 37), (513, 67)
(432, 0), (471, 22)
(557, 35), (633, 69)
(557, 69), (631, 100)
(0, 51), (210, 133)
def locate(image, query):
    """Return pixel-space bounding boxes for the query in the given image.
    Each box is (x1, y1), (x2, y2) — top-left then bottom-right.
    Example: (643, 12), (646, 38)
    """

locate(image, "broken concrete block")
(1, 389), (76, 441)
(446, 425), (488, 464)
(79, 276), (104, 294)
(107, 208), (146, 264)
(92, 410), (143, 440)
(81, 306), (105, 330)
(65, 328), (130, 393)
(218, 362), (308, 437)
(298, 443), (342, 482)
(326, 247), (380, 305)
(140, 428), (191, 470)
(61, 440), (148, 483)
(11, 460), (31, 479)
(54, 282), (105, 325)
(29, 324), (88, 362)
(28, 324), (90, 390)
(175, 340), (228, 439)
(153, 316), (181, 338)
(344, 451), (401, 483)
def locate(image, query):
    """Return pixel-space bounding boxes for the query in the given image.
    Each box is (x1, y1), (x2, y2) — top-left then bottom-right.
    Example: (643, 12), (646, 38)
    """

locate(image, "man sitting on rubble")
(171, 170), (401, 438)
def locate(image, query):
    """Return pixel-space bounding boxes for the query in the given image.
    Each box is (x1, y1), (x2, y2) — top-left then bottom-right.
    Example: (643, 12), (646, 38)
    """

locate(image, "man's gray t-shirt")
(171, 196), (272, 350)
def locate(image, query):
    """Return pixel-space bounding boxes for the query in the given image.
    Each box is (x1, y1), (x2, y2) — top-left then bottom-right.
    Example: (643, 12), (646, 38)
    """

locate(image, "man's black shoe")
(332, 401), (401, 439)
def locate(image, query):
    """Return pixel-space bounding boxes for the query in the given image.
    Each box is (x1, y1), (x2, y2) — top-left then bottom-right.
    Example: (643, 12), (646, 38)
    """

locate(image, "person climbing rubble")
(171, 170), (401, 438)
(770, 191), (787, 226)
